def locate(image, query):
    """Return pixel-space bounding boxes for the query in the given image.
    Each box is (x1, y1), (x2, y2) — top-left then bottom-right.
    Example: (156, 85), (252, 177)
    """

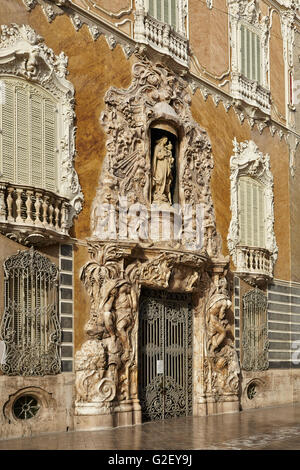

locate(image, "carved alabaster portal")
(75, 53), (240, 422)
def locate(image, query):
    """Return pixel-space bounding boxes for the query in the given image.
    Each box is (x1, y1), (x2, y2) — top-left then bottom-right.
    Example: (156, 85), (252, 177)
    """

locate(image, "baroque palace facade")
(0, 0), (299, 439)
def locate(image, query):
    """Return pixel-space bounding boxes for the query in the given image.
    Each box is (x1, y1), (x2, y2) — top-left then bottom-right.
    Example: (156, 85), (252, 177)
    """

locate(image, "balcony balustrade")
(0, 182), (71, 245)
(134, 10), (189, 66)
(231, 73), (271, 115)
(235, 246), (273, 281)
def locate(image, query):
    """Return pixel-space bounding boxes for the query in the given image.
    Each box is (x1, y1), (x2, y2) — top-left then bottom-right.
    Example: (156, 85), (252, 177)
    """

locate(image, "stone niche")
(74, 50), (240, 430)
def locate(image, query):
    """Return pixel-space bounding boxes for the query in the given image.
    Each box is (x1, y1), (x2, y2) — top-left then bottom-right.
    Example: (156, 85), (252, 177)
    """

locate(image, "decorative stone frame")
(74, 53), (240, 429)
(227, 139), (278, 284)
(3, 386), (56, 423)
(0, 24), (83, 228)
(228, 0), (271, 116)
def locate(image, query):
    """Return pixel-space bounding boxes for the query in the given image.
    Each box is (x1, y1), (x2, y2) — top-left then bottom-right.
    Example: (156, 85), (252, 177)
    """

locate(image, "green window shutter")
(1, 82), (15, 181)
(30, 93), (43, 187)
(16, 87), (29, 185)
(44, 100), (57, 192)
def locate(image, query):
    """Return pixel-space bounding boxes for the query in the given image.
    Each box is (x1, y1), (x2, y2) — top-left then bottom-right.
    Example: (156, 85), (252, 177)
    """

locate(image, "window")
(134, 1), (188, 66)
(242, 288), (269, 370)
(0, 23), (83, 233)
(0, 77), (57, 192)
(228, 1), (271, 114)
(240, 25), (261, 84)
(227, 139), (277, 281)
(0, 248), (61, 376)
(148, 0), (178, 29)
(238, 176), (265, 247)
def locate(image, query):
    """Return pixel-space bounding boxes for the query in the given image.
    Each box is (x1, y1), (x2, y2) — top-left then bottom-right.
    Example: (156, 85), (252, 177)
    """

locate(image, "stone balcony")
(235, 245), (273, 284)
(134, 10), (189, 67)
(231, 73), (271, 116)
(0, 182), (71, 246)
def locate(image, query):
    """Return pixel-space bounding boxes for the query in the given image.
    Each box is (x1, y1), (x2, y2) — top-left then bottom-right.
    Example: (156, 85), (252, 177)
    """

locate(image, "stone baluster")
(48, 198), (54, 228)
(15, 188), (23, 224)
(7, 187), (14, 223)
(34, 192), (44, 227)
(54, 200), (60, 231)
(61, 201), (69, 235)
(0, 184), (7, 222)
(25, 190), (34, 225)
(42, 195), (49, 227)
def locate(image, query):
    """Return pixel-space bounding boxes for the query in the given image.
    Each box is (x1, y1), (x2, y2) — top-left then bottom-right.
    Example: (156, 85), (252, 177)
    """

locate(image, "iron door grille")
(138, 288), (193, 421)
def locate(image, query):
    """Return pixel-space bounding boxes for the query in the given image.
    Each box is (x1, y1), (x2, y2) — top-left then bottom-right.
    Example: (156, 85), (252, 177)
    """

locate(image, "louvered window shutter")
(0, 78), (58, 192)
(16, 87), (30, 185)
(1, 82), (14, 181)
(238, 177), (265, 248)
(148, 0), (178, 29)
(171, 0), (177, 29)
(44, 100), (57, 192)
(30, 94), (43, 187)
(240, 26), (262, 84)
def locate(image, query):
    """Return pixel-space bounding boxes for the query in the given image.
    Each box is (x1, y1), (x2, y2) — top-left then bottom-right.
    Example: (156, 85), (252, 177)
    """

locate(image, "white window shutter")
(149, 0), (154, 16)
(239, 177), (266, 248)
(240, 25), (246, 77)
(171, 0), (177, 29)
(30, 94), (43, 187)
(16, 87), (29, 185)
(44, 100), (57, 192)
(1, 82), (14, 181)
(157, 0), (162, 21)
(256, 35), (261, 84)
(164, 0), (169, 23)
(238, 178), (246, 245)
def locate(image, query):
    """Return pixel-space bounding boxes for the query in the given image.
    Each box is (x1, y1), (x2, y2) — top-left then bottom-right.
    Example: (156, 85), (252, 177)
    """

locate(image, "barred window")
(0, 77), (58, 192)
(240, 25), (262, 84)
(0, 248), (61, 376)
(242, 288), (269, 371)
(147, 0), (178, 29)
(238, 176), (266, 248)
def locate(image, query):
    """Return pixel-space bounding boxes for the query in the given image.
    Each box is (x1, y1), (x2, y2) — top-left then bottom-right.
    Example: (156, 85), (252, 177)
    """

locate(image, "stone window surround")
(0, 23), (83, 230)
(228, 0), (271, 115)
(227, 138), (278, 283)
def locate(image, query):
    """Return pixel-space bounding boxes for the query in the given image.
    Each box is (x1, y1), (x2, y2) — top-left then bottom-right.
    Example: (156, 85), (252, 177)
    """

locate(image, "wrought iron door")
(138, 288), (193, 421)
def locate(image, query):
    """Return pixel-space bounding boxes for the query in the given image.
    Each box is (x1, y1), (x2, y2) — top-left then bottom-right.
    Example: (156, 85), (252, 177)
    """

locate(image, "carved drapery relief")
(0, 24), (83, 226)
(91, 52), (221, 258)
(227, 139), (278, 282)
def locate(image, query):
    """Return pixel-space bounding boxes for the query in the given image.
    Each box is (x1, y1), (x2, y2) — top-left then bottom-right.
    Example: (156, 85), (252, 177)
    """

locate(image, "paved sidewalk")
(1, 403), (300, 450)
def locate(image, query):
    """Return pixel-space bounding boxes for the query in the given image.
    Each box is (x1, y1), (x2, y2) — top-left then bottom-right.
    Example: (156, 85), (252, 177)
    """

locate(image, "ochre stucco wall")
(270, 10), (286, 124)
(0, 0), (293, 352)
(189, 0), (230, 80)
